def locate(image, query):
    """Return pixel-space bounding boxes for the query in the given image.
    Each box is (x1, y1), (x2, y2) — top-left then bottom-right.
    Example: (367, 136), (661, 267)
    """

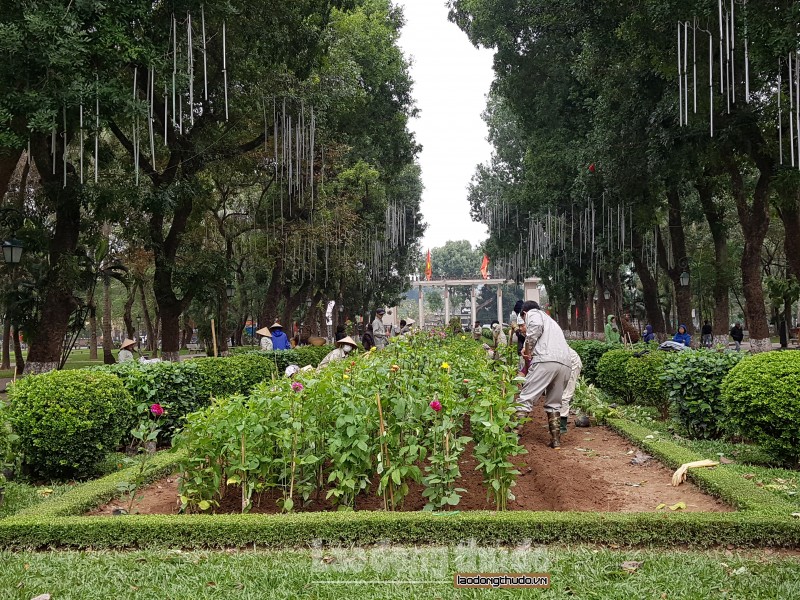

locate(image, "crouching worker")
(516, 300), (572, 449)
(560, 347), (583, 435)
(318, 336), (357, 369)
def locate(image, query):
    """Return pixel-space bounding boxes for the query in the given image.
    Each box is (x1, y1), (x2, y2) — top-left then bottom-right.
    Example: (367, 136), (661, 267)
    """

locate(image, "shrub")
(721, 351), (800, 465)
(567, 340), (617, 384)
(6, 371), (135, 480)
(662, 350), (744, 439)
(232, 346), (333, 374)
(625, 351), (672, 418)
(97, 361), (210, 436)
(191, 353), (277, 398)
(98, 355), (277, 436)
(595, 348), (635, 401)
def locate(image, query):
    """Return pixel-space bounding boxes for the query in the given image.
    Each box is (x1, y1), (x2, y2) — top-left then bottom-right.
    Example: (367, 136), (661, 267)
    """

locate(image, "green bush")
(721, 352), (800, 465)
(663, 350), (745, 439)
(191, 353), (277, 398)
(567, 340), (617, 384)
(595, 348), (635, 401)
(233, 346), (333, 374)
(97, 361), (211, 436)
(98, 355), (277, 436)
(625, 351), (672, 417)
(6, 371), (136, 480)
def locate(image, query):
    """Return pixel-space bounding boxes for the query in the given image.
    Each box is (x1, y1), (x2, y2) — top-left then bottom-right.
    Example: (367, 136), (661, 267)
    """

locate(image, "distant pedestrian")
(372, 308), (388, 349)
(334, 324), (347, 342)
(605, 315), (621, 344)
(269, 322), (291, 350)
(730, 322), (744, 351)
(701, 320), (713, 348)
(642, 324), (656, 343)
(256, 327), (273, 351)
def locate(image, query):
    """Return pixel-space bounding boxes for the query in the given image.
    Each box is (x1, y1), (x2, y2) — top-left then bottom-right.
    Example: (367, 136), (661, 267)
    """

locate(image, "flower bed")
(175, 334), (524, 513)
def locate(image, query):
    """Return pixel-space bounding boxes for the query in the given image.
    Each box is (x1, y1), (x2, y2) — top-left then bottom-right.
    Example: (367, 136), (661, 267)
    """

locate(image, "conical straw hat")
(335, 336), (357, 348)
(256, 327), (272, 337)
(120, 338), (137, 349)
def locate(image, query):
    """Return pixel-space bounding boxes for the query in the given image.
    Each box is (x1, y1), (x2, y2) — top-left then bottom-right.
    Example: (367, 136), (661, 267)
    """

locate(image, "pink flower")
(291, 381), (304, 392)
(150, 403), (164, 417)
(429, 400), (442, 412)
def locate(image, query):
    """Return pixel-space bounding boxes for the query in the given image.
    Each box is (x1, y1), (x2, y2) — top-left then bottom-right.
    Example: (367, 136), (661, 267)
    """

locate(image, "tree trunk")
(102, 277), (115, 364)
(158, 301), (183, 362)
(181, 314), (192, 350)
(632, 230), (666, 335)
(1, 318), (10, 370)
(123, 280), (137, 339)
(697, 181), (731, 345)
(777, 198), (800, 282)
(138, 281), (155, 353)
(260, 257), (285, 325)
(218, 293), (230, 356)
(656, 188), (692, 335)
(24, 137), (81, 374)
(730, 161), (771, 351)
(88, 299), (98, 360)
(12, 324), (24, 376)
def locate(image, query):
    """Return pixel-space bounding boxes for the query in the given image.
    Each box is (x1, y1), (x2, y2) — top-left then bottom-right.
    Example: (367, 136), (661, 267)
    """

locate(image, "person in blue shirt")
(269, 322), (291, 350)
(673, 324), (691, 347)
(642, 324), (656, 343)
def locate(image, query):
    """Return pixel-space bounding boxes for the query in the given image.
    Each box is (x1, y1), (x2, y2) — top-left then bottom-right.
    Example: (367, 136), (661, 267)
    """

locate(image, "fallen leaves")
(630, 451), (653, 466)
(621, 560), (643, 573)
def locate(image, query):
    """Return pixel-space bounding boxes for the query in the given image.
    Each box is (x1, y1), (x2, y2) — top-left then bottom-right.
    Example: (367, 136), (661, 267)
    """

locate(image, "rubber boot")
(559, 416), (568, 435)
(547, 412), (561, 449)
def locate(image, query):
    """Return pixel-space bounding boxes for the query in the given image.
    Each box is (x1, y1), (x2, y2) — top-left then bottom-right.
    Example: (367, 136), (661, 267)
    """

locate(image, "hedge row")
(0, 510), (798, 550)
(231, 345), (333, 374)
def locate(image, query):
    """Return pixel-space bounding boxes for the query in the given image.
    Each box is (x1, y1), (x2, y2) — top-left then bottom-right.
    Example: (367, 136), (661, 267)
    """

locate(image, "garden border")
(1, 423), (799, 549)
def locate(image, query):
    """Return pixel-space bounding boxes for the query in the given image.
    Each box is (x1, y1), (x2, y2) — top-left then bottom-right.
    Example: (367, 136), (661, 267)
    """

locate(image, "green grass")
(0, 546), (798, 599)
(0, 482), (73, 519)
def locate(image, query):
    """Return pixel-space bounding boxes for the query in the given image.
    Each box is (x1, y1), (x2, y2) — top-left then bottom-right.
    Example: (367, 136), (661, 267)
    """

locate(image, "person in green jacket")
(605, 314), (621, 343)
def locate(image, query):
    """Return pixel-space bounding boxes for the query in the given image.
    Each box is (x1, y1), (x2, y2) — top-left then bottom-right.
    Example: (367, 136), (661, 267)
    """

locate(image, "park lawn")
(0, 546), (798, 599)
(0, 482), (74, 519)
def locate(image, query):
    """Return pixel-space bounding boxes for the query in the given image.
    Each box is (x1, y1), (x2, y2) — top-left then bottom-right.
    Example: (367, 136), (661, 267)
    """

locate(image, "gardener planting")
(517, 300), (572, 449)
(317, 336), (357, 369)
(256, 327), (272, 351)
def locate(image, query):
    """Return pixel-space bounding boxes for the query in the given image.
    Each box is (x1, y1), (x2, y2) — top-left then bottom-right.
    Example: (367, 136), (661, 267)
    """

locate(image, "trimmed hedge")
(5, 371), (136, 480)
(663, 350), (745, 439)
(721, 352), (800, 465)
(96, 354), (277, 435)
(595, 348), (635, 402)
(0, 509), (799, 550)
(625, 351), (672, 417)
(232, 346), (333, 374)
(567, 340), (617, 384)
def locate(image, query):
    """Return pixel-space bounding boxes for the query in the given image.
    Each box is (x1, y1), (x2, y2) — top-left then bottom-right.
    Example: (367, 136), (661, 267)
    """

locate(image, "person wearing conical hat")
(256, 326), (273, 352)
(317, 336), (357, 369)
(118, 338), (137, 363)
(269, 322), (291, 350)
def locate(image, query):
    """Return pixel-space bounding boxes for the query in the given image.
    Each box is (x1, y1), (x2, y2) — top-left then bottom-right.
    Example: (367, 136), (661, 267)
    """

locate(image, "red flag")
(480, 254), (489, 279)
(424, 249), (432, 281)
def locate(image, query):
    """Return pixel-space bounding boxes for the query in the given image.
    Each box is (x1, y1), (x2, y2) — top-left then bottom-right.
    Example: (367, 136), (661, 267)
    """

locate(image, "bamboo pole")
(211, 318), (218, 357)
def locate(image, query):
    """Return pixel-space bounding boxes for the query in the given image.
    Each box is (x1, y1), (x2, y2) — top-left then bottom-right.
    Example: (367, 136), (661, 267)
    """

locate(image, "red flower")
(429, 400), (442, 412)
(150, 403), (164, 417)
(588, 163), (596, 174)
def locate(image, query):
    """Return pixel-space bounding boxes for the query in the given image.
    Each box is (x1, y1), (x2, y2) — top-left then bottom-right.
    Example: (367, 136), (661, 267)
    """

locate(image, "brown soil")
(91, 410), (731, 516)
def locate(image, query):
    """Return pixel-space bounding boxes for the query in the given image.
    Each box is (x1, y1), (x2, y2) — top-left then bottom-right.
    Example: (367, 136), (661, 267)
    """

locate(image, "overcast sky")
(396, 0), (493, 251)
